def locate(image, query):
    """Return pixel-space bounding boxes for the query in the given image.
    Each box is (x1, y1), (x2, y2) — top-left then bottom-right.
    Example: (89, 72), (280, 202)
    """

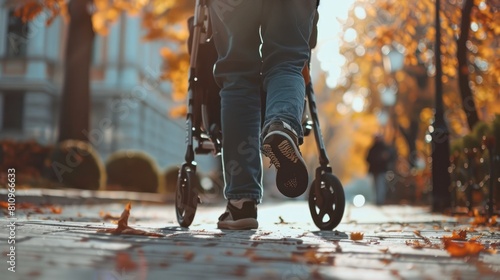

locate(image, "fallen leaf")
(489, 216), (497, 226)
(350, 232), (364, 241)
(380, 258), (392, 265)
(442, 230), (467, 242)
(443, 240), (484, 257)
(1, 202), (62, 215)
(405, 240), (425, 249)
(379, 247), (390, 253)
(484, 249), (497, 254)
(276, 216), (290, 224)
(96, 203), (163, 237)
(50, 206), (62, 214)
(471, 216), (488, 226)
(302, 250), (331, 264)
(469, 235), (482, 241)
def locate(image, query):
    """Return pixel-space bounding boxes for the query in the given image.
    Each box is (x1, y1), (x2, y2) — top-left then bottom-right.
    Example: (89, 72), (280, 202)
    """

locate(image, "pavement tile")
(1, 197), (499, 279)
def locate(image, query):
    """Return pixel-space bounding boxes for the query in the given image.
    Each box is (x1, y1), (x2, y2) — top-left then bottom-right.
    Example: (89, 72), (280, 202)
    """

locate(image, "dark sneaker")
(262, 121), (308, 198)
(217, 199), (258, 230)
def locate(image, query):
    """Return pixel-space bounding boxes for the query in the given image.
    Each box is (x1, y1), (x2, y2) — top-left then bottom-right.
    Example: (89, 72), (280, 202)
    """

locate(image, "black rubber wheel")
(308, 173), (345, 230)
(175, 164), (199, 227)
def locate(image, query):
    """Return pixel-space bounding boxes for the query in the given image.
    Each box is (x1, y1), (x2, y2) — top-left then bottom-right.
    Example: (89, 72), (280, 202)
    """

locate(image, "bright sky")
(316, 0), (356, 89)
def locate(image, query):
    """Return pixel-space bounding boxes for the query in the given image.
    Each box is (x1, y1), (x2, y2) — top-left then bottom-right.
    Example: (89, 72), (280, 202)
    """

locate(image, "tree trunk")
(57, 0), (95, 142)
(457, 0), (479, 130)
(398, 119), (419, 168)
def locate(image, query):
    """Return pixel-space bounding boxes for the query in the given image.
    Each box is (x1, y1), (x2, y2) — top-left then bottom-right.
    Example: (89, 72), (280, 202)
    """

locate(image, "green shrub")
(106, 151), (160, 193)
(462, 134), (481, 153)
(450, 138), (464, 158)
(492, 115), (500, 202)
(44, 140), (105, 190)
(472, 121), (492, 143)
(492, 114), (500, 155)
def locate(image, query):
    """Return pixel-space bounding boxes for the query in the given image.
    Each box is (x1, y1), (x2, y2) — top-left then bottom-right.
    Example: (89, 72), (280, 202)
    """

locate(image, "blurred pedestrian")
(366, 135), (396, 205)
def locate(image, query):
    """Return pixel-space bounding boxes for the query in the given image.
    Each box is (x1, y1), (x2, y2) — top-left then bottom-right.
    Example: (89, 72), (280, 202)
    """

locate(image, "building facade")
(0, 8), (214, 172)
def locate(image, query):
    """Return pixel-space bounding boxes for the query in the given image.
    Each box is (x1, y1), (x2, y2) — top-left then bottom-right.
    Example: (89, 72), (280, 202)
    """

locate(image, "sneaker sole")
(262, 131), (308, 198)
(217, 218), (259, 230)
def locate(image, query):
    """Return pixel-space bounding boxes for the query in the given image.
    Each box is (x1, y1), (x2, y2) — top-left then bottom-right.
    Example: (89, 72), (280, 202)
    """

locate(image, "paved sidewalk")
(1, 191), (499, 280)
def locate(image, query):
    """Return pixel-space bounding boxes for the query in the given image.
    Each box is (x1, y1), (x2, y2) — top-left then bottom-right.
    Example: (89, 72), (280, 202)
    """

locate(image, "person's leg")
(261, 0), (316, 140)
(209, 0), (263, 229)
(259, 0), (316, 198)
(375, 173), (387, 205)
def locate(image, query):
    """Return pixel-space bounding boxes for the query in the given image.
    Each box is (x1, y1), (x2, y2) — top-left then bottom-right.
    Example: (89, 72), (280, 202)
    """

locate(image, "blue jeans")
(209, 0), (316, 203)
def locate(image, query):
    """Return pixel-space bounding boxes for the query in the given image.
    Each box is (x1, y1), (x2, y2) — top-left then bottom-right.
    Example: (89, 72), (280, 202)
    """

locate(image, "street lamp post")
(431, 0), (451, 212)
(381, 48), (403, 142)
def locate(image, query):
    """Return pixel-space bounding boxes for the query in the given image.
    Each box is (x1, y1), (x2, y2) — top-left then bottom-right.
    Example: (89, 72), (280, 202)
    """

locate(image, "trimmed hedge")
(44, 140), (105, 190)
(106, 151), (160, 193)
(450, 116), (500, 208)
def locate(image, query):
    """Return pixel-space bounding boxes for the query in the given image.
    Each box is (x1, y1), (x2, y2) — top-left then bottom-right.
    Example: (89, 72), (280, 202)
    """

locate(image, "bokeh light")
(353, 194), (366, 207)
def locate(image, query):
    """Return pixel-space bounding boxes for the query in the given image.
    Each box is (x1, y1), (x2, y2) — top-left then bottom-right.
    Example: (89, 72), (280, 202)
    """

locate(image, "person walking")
(208, 0), (318, 229)
(366, 135), (396, 205)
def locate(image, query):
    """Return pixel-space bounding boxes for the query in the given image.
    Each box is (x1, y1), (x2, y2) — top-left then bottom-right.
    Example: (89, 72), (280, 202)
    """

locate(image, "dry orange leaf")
(1, 201), (62, 214)
(97, 202), (163, 237)
(443, 240), (484, 257)
(350, 232), (364, 241)
(379, 247), (390, 253)
(442, 230), (467, 242)
(302, 250), (331, 264)
(489, 216), (497, 226)
(406, 240), (425, 249)
(471, 216), (488, 226)
(49, 206), (62, 214)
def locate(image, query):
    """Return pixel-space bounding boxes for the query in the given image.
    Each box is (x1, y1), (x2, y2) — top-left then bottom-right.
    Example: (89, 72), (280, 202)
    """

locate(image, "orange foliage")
(13, 0), (196, 118)
(336, 0), (500, 186)
(340, 0), (500, 119)
(10, 0), (68, 24)
(160, 47), (190, 101)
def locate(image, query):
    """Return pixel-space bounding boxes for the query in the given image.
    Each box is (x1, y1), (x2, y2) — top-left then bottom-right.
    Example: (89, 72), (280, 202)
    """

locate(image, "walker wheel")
(175, 163), (199, 227)
(308, 173), (345, 230)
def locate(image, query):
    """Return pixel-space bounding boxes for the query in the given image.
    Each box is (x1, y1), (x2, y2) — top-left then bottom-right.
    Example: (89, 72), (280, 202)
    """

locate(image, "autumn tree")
(335, 0), (499, 168)
(58, 0), (94, 142)
(11, 0), (94, 142)
(455, 0), (499, 129)
(11, 0), (196, 141)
